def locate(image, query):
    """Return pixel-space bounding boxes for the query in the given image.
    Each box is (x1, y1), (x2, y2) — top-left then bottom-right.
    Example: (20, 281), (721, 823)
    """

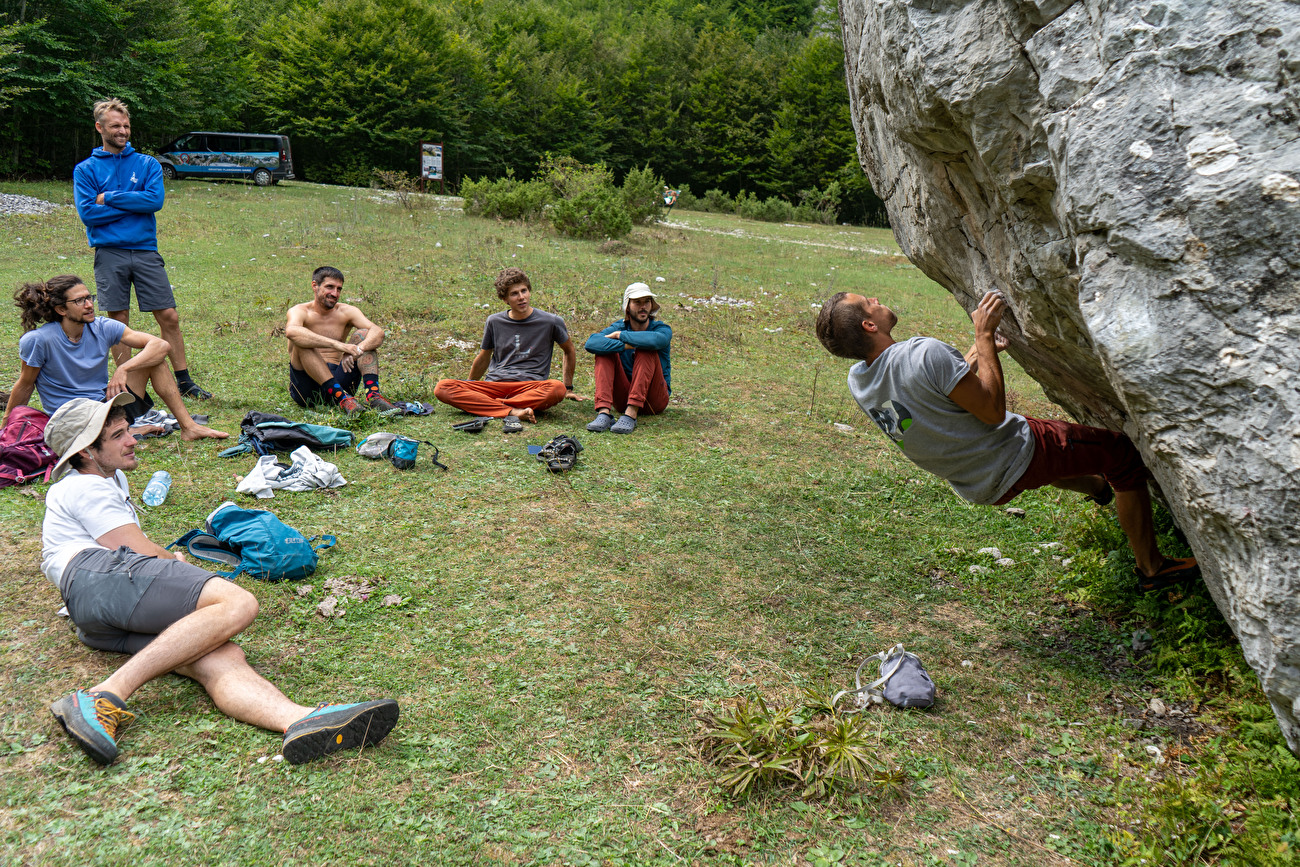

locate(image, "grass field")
(0, 180), (1293, 866)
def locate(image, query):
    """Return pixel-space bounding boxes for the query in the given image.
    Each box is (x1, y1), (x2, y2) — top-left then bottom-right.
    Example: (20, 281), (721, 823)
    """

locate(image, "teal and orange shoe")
(50, 689), (135, 765)
(281, 699), (400, 765)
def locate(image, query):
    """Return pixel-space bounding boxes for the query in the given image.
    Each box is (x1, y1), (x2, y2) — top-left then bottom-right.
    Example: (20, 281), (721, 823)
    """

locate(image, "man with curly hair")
(2, 275), (226, 440)
(434, 268), (585, 422)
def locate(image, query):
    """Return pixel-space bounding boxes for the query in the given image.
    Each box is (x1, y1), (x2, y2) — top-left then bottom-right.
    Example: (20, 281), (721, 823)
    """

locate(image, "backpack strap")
(831, 643), (908, 713)
(307, 534), (337, 554)
(167, 529), (242, 579)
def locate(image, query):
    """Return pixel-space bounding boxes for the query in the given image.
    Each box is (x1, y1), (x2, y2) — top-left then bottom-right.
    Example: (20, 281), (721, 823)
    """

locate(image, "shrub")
(671, 184), (699, 211)
(700, 188), (735, 213)
(621, 165), (665, 224)
(459, 171), (552, 220)
(372, 169), (426, 209)
(794, 182), (842, 225)
(538, 154), (633, 239)
(735, 190), (794, 222)
(549, 185), (632, 239)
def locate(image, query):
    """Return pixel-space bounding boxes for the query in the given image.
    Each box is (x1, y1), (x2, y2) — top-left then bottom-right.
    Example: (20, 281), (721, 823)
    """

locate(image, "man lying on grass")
(285, 265), (399, 415)
(3, 275), (227, 441)
(41, 395), (399, 766)
(815, 290), (1199, 593)
(434, 267), (585, 424)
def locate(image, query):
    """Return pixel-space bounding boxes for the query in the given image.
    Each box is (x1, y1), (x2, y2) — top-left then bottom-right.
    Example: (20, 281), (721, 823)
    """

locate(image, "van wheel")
(253, 169), (273, 187)
(161, 164), (177, 181)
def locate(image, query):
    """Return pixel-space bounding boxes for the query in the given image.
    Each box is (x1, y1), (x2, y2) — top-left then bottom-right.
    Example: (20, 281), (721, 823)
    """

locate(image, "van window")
(173, 134), (205, 151)
(246, 137), (277, 153)
(209, 135), (240, 153)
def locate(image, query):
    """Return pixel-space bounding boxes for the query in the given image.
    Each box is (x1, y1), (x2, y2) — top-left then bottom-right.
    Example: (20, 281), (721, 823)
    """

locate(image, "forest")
(0, 0), (887, 223)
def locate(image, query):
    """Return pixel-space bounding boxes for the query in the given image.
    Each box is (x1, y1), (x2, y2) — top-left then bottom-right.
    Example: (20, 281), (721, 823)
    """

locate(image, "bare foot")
(129, 424), (166, 438)
(180, 424), (230, 441)
(508, 407), (536, 423)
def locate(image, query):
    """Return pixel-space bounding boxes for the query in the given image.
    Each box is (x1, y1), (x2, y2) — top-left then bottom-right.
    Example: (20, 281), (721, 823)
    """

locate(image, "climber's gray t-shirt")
(847, 336), (1034, 505)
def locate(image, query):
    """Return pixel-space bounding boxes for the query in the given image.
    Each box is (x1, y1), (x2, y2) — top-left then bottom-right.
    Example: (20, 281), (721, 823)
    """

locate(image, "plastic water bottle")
(142, 471), (172, 506)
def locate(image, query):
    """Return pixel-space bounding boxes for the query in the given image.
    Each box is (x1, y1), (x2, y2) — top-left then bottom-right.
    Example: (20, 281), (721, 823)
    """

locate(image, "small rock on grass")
(381, 594), (403, 607)
(1005, 507), (1026, 518)
(969, 565), (990, 575)
(995, 557), (1016, 566)
(296, 584), (314, 597)
(1149, 697), (1168, 716)
(316, 595), (343, 618)
(977, 547), (1002, 558)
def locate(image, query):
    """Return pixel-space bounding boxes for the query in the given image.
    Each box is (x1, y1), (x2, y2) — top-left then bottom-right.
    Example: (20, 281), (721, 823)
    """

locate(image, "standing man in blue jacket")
(584, 283), (673, 434)
(73, 98), (211, 399)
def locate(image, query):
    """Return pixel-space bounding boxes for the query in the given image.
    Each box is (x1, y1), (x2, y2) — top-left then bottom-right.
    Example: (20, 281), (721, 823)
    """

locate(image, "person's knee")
(433, 379), (456, 401)
(201, 579), (260, 629)
(153, 307), (180, 329)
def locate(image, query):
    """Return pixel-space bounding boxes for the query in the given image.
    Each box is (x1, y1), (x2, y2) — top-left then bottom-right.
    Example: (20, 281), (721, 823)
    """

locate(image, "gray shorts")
(94, 248), (176, 312)
(62, 547), (215, 654)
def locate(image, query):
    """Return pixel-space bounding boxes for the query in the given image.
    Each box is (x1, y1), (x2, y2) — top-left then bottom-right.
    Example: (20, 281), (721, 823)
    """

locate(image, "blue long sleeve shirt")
(584, 319), (672, 393)
(73, 145), (164, 250)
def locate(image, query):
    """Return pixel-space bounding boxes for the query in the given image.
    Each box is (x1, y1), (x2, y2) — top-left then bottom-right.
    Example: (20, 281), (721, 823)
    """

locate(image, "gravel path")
(0, 192), (64, 216)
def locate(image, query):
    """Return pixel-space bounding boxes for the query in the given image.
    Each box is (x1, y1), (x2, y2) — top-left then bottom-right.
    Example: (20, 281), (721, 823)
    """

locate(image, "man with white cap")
(583, 282), (673, 434)
(40, 395), (399, 766)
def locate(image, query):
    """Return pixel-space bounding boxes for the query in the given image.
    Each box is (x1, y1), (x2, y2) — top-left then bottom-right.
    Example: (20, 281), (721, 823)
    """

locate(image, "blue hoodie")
(73, 144), (164, 250)
(584, 319), (673, 393)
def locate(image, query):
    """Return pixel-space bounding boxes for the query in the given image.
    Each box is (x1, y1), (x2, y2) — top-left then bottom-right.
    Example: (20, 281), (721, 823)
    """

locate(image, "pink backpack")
(0, 406), (56, 487)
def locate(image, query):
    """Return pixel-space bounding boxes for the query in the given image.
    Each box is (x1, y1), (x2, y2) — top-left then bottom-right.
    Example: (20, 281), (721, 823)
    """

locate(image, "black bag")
(219, 412), (354, 457)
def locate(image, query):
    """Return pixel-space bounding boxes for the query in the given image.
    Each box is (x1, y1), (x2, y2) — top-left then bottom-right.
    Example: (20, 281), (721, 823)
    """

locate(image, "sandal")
(535, 434), (582, 472)
(502, 416), (523, 434)
(451, 416), (494, 433)
(1136, 557), (1200, 592)
(1084, 485), (1115, 507)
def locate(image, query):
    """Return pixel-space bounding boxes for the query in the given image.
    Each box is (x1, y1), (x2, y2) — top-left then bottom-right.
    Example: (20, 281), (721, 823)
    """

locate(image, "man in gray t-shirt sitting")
(816, 290), (1199, 593)
(435, 267), (585, 423)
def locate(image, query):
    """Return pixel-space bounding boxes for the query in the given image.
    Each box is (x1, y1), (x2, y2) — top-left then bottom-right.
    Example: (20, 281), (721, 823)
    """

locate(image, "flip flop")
(451, 417), (494, 433)
(1136, 557), (1201, 592)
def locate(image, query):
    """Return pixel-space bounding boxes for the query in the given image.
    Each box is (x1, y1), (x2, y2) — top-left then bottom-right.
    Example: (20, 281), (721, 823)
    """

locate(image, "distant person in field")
(40, 395), (399, 766)
(73, 97), (212, 399)
(2, 275), (227, 440)
(583, 282), (672, 434)
(815, 290), (1200, 592)
(284, 266), (397, 415)
(434, 267), (584, 422)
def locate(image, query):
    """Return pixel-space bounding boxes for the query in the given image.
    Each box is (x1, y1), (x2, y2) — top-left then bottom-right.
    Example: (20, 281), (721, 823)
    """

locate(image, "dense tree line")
(0, 0), (886, 223)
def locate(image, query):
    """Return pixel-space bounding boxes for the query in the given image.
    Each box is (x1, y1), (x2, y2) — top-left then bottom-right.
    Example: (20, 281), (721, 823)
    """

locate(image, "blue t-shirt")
(18, 318), (127, 415)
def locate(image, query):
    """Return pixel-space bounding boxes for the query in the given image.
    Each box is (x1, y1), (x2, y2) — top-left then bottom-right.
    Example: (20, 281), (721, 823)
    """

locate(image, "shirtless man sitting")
(284, 266), (397, 415)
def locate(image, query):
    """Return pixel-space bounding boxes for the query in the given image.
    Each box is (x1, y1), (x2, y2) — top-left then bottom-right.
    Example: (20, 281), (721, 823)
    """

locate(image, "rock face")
(839, 0), (1300, 748)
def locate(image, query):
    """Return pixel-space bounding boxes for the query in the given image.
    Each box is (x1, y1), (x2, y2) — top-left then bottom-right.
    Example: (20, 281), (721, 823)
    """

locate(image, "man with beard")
(284, 266), (396, 414)
(73, 97), (212, 399)
(814, 290), (1200, 593)
(583, 283), (672, 434)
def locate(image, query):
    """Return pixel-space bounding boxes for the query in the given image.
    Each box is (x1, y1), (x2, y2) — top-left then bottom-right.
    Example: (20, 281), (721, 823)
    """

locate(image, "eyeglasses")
(67, 294), (96, 306)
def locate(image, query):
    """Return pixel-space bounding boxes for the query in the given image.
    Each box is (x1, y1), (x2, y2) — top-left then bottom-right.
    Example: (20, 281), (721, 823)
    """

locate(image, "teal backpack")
(168, 502), (336, 582)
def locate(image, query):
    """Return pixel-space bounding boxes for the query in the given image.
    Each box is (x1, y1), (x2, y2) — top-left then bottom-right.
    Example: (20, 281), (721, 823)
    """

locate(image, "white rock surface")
(840, 0), (1300, 750)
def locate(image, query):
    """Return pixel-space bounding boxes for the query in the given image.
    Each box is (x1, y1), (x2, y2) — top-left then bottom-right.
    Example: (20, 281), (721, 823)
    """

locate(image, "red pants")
(994, 417), (1151, 505)
(593, 351), (669, 415)
(433, 379), (566, 417)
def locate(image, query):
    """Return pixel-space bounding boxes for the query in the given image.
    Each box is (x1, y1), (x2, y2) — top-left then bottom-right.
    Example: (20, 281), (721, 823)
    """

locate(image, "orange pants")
(433, 378), (567, 417)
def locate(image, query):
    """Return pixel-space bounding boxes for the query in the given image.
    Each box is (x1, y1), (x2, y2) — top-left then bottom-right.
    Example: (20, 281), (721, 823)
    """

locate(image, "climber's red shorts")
(994, 417), (1151, 505)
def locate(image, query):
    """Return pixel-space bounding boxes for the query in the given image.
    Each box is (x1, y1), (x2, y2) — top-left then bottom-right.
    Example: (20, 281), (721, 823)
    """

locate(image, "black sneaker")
(179, 381), (213, 400)
(281, 699), (400, 765)
(50, 689), (135, 765)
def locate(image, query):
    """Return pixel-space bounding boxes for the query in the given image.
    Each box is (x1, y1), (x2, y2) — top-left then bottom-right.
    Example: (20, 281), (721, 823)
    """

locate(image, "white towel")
(236, 446), (346, 499)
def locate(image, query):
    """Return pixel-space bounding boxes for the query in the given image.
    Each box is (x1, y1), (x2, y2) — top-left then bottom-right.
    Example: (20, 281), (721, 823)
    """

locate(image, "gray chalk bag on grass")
(832, 643), (936, 711)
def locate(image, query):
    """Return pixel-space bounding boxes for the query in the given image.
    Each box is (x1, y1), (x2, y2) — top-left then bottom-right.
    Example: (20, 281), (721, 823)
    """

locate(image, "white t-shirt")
(41, 469), (139, 592)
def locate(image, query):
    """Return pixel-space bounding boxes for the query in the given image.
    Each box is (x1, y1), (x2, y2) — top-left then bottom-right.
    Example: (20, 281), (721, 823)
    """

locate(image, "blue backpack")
(168, 502), (336, 582)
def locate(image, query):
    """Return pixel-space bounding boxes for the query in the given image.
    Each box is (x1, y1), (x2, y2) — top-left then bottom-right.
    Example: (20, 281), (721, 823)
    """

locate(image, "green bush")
(735, 190), (794, 222)
(700, 188), (736, 213)
(670, 184), (699, 211)
(621, 165), (665, 224)
(538, 154), (633, 239)
(549, 185), (633, 239)
(459, 172), (552, 220)
(793, 182), (842, 224)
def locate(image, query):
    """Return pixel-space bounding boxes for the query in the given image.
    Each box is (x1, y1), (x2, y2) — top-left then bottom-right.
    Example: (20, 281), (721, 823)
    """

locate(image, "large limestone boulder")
(838, 0), (1300, 748)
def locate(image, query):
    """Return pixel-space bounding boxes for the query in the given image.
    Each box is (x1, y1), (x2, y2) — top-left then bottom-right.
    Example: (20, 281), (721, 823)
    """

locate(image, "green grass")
(0, 180), (1294, 865)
